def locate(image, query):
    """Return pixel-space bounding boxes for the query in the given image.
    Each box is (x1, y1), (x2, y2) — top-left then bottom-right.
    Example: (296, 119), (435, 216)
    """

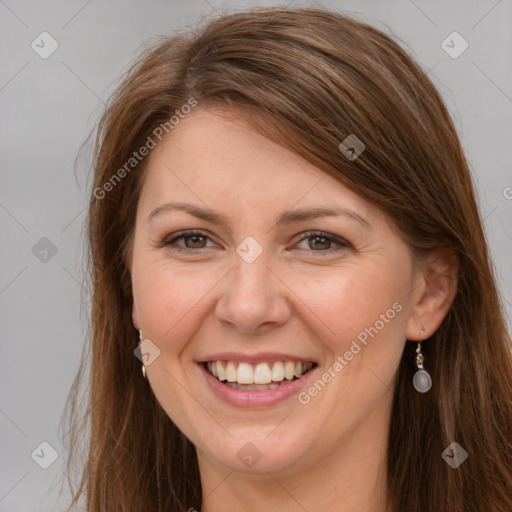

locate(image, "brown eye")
(164, 230), (213, 250)
(308, 235), (331, 251)
(294, 231), (350, 254)
(182, 234), (207, 249)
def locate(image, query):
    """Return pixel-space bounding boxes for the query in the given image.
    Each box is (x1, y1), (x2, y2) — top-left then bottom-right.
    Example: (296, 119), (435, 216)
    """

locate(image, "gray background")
(1, 0), (511, 510)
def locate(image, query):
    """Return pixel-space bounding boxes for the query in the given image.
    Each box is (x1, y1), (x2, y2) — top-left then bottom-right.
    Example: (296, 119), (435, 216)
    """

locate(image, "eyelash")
(161, 230), (351, 254)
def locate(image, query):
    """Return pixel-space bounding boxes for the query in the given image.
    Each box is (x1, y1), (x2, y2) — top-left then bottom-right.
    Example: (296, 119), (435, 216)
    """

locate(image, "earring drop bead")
(413, 369), (432, 392)
(412, 341), (432, 393)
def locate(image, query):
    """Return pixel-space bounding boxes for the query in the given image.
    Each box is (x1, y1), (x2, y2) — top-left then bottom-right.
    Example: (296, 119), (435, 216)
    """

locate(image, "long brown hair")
(61, 7), (512, 511)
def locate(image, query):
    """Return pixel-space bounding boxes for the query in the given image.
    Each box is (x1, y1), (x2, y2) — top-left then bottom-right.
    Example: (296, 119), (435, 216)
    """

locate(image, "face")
(130, 107), (420, 476)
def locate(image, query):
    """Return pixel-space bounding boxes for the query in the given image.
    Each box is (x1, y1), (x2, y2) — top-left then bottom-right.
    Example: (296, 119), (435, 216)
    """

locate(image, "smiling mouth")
(203, 360), (316, 391)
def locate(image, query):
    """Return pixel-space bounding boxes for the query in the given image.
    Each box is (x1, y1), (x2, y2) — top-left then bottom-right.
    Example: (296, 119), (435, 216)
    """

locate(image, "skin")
(130, 107), (457, 512)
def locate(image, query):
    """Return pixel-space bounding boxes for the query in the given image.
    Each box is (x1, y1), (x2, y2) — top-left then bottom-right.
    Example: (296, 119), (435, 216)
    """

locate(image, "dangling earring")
(413, 341), (432, 393)
(139, 330), (146, 379)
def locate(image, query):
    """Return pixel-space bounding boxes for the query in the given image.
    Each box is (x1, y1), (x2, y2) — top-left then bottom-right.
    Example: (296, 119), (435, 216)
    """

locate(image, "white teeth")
(253, 363), (272, 384)
(216, 362), (226, 381)
(226, 361), (237, 382)
(237, 362), (254, 384)
(284, 361), (295, 380)
(271, 361), (285, 381)
(206, 360), (314, 386)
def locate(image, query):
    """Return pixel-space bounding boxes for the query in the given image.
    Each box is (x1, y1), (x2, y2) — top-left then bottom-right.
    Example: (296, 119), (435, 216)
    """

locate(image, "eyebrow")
(147, 201), (371, 229)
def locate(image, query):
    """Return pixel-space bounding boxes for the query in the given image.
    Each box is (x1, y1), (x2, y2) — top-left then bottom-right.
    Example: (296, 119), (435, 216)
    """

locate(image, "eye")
(162, 229), (350, 254)
(293, 231), (351, 254)
(163, 230), (214, 250)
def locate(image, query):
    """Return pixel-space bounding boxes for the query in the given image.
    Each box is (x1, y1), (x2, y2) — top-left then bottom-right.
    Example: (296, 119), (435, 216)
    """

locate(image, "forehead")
(148, 108), (321, 182)
(139, 108), (377, 224)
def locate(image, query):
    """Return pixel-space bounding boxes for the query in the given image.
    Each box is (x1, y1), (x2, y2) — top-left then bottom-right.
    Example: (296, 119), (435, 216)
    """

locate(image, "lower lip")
(198, 363), (317, 408)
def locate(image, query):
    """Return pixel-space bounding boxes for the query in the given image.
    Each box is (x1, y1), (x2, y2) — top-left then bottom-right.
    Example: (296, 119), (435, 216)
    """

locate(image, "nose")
(214, 248), (292, 335)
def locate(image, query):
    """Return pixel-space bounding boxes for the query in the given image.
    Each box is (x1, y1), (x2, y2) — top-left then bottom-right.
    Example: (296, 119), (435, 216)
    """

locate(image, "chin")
(197, 425), (316, 474)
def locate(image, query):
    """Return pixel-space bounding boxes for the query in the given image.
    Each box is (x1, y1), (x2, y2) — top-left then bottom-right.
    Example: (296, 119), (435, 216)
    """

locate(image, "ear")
(405, 248), (459, 341)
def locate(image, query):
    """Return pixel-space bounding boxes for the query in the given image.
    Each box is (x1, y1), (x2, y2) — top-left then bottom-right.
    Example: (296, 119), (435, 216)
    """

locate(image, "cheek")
(290, 266), (409, 415)
(287, 263), (407, 350)
(132, 257), (185, 341)
(293, 269), (408, 417)
(132, 255), (222, 353)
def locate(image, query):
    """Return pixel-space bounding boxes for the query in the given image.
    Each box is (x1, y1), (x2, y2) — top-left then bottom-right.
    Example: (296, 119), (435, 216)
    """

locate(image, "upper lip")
(196, 352), (318, 364)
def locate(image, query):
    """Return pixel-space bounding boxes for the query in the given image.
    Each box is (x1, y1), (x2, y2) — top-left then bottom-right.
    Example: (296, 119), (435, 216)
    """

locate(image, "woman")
(62, 7), (512, 512)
